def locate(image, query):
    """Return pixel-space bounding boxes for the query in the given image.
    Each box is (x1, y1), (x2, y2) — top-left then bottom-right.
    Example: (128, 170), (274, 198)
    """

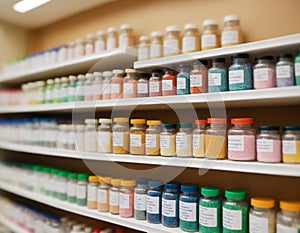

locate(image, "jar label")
(229, 70), (245, 84)
(46, 90), (53, 101)
(95, 40), (105, 53)
(85, 131), (97, 151)
(103, 83), (111, 94)
(160, 135), (171, 149)
(111, 84), (120, 94)
(130, 134), (142, 147)
(256, 139), (274, 152)
(97, 189), (107, 203)
(84, 86), (93, 98)
(150, 44), (161, 58)
(113, 132), (124, 146)
(68, 87), (75, 98)
(222, 207), (242, 230)
(109, 190), (119, 206)
(202, 34), (217, 47)
(98, 131), (111, 146)
(177, 77), (187, 90)
(276, 65), (292, 79)
(222, 30), (238, 44)
(249, 213), (268, 233)
(208, 73), (222, 86)
(93, 84), (102, 96)
(190, 74), (203, 87)
(254, 68), (271, 81)
(162, 198), (176, 217)
(199, 206), (217, 227)
(134, 193), (146, 211)
(146, 134), (157, 148)
(53, 88), (60, 99)
(179, 201), (197, 222)
(76, 185), (87, 199)
(85, 44), (94, 55)
(119, 192), (130, 209)
(228, 135), (245, 151)
(162, 80), (173, 91)
(60, 87), (68, 98)
(138, 47), (149, 60)
(119, 37), (129, 47)
(193, 134), (200, 149)
(87, 185), (97, 201)
(138, 83), (149, 94)
(68, 131), (74, 146)
(163, 39), (179, 55)
(282, 140), (297, 154)
(107, 38), (117, 50)
(295, 63), (300, 76)
(276, 224), (298, 233)
(176, 135), (188, 149)
(123, 83), (134, 94)
(147, 196), (160, 214)
(182, 36), (196, 52)
(58, 180), (66, 194)
(149, 81), (160, 93)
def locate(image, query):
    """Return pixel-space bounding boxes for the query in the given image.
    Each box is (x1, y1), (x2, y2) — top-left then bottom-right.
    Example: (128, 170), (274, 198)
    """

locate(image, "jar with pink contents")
(119, 180), (136, 218)
(253, 56), (276, 89)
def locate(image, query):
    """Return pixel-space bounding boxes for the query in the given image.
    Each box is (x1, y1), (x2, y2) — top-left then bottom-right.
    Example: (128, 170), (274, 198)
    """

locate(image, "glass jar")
(160, 124), (177, 157)
(53, 78), (61, 103)
(137, 73), (150, 98)
(84, 119), (98, 152)
(177, 64), (191, 95)
(163, 26), (181, 57)
(277, 201), (300, 231)
(87, 176), (98, 209)
(109, 178), (122, 215)
(75, 124), (85, 151)
(282, 126), (300, 163)
(249, 197), (275, 233)
(295, 49), (300, 85)
(182, 23), (200, 53)
(208, 58), (228, 92)
(68, 75), (77, 102)
(276, 54), (295, 87)
(120, 180), (136, 218)
(201, 19), (220, 50)
(98, 118), (112, 153)
(149, 69), (163, 97)
(179, 184), (199, 232)
(130, 119), (146, 155)
(67, 41), (75, 60)
(97, 176), (112, 212)
(60, 77), (69, 102)
(74, 38), (85, 58)
(92, 72), (103, 100)
(228, 118), (256, 161)
(229, 53), (253, 91)
(76, 173), (89, 206)
(176, 123), (193, 157)
(162, 182), (180, 228)
(57, 170), (68, 201)
(102, 71), (113, 100)
(85, 33), (95, 55)
(253, 56), (276, 89)
(67, 173), (77, 203)
(67, 124), (75, 150)
(193, 119), (207, 158)
(150, 31), (163, 59)
(123, 69), (138, 98)
(112, 117), (129, 154)
(95, 30), (106, 54)
(134, 178), (149, 220)
(222, 189), (248, 233)
(147, 180), (163, 224)
(36, 81), (46, 104)
(106, 27), (118, 51)
(110, 69), (124, 100)
(146, 120), (162, 156)
(221, 15), (243, 47)
(75, 74), (85, 101)
(162, 68), (177, 96)
(138, 36), (150, 61)
(205, 118), (227, 159)
(119, 24), (135, 48)
(45, 79), (54, 103)
(256, 126), (281, 163)
(190, 60), (208, 94)
(84, 73), (94, 101)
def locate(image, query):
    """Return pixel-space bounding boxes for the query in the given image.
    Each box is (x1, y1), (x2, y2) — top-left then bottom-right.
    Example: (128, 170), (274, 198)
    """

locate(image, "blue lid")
(148, 180), (163, 188)
(283, 126), (300, 131)
(258, 126), (280, 131)
(136, 178), (149, 185)
(164, 182), (180, 191)
(181, 184), (198, 193)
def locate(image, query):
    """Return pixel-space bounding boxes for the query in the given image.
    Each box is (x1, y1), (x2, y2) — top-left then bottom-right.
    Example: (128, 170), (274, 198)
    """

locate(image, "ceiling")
(0, 0), (114, 29)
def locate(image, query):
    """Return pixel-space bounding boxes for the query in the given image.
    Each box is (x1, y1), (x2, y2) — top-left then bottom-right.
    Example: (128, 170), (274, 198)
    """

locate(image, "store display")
(182, 23), (200, 53)
(276, 53), (295, 87)
(201, 19), (220, 50)
(221, 15), (243, 47)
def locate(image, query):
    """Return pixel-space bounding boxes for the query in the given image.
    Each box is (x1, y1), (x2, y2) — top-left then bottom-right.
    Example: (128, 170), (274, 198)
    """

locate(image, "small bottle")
(176, 123), (193, 157)
(45, 79), (54, 104)
(87, 176), (98, 209)
(67, 173), (77, 203)
(182, 23), (200, 53)
(112, 117), (129, 154)
(84, 73), (94, 101)
(119, 24), (135, 48)
(190, 60), (208, 94)
(164, 26), (181, 57)
(106, 27), (118, 51)
(130, 119), (146, 155)
(150, 31), (163, 59)
(276, 200), (300, 232)
(68, 75), (77, 102)
(98, 118), (112, 153)
(146, 120), (162, 156)
(110, 69), (124, 100)
(36, 81), (46, 104)
(75, 74), (85, 101)
(67, 41), (75, 60)
(160, 124), (177, 157)
(67, 124), (75, 150)
(97, 176), (112, 212)
(201, 19), (220, 50)
(177, 64), (191, 95)
(57, 170), (68, 201)
(138, 36), (150, 61)
(84, 119), (98, 152)
(193, 119), (207, 158)
(123, 69), (138, 99)
(85, 33), (95, 56)
(221, 15), (243, 47)
(92, 72), (103, 100)
(276, 53), (295, 87)
(109, 178), (122, 215)
(295, 49), (300, 85)
(76, 173), (89, 206)
(147, 180), (163, 224)
(134, 178), (149, 220)
(102, 71), (113, 100)
(75, 124), (85, 151)
(208, 58), (228, 92)
(53, 78), (61, 103)
(162, 182), (180, 228)
(162, 68), (177, 96)
(74, 38), (85, 58)
(282, 126), (300, 163)
(60, 77), (69, 102)
(253, 56), (276, 89)
(149, 69), (163, 97)
(137, 73), (150, 98)
(95, 31), (106, 54)
(120, 180), (136, 218)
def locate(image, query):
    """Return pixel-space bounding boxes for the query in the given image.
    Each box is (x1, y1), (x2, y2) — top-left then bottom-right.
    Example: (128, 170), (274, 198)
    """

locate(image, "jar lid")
(212, 58), (225, 63)
(131, 119), (146, 124)
(256, 55), (274, 61)
(77, 74), (85, 80)
(89, 175), (98, 182)
(42, 167), (51, 173)
(148, 180), (163, 188)
(201, 186), (220, 197)
(54, 78), (61, 83)
(225, 188), (246, 199)
(140, 35), (150, 41)
(181, 184), (198, 193)
(232, 53), (249, 59)
(61, 77), (69, 83)
(99, 118), (112, 124)
(112, 69), (124, 75)
(193, 59), (208, 66)
(195, 119), (207, 125)
(251, 197), (275, 208)
(258, 126), (279, 131)
(77, 173), (89, 181)
(93, 72), (102, 77)
(69, 75), (77, 81)
(85, 119), (98, 124)
(184, 23), (198, 30)
(278, 53), (293, 59)
(151, 68), (163, 74)
(120, 24), (133, 30)
(58, 170), (68, 177)
(280, 201), (300, 211)
(96, 30), (105, 36)
(114, 117), (129, 123)
(102, 71), (113, 77)
(125, 68), (137, 73)
(203, 19), (218, 26)
(147, 120), (161, 125)
(85, 73), (94, 79)
(107, 27), (117, 33)
(178, 122), (193, 128)
(136, 178), (149, 185)
(165, 25), (180, 32)
(161, 123), (177, 129)
(151, 31), (163, 37)
(68, 172), (77, 179)
(283, 126), (300, 131)
(111, 178), (123, 186)
(98, 176), (112, 184)
(164, 182), (180, 191)
(207, 118), (227, 124)
(224, 15), (240, 22)
(231, 118), (254, 124)
(121, 180), (136, 187)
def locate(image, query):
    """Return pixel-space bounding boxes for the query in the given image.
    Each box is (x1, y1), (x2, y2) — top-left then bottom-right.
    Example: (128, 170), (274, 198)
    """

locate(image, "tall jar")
(190, 60), (208, 94)
(146, 120), (162, 156)
(228, 118), (256, 161)
(123, 69), (138, 99)
(277, 201), (300, 232)
(160, 124), (177, 157)
(95, 30), (106, 54)
(109, 178), (122, 215)
(120, 180), (136, 218)
(176, 123), (193, 157)
(102, 71), (113, 100)
(276, 54), (295, 87)
(138, 36), (150, 61)
(87, 176), (98, 209)
(59, 77), (68, 102)
(137, 73), (150, 98)
(147, 180), (163, 224)
(182, 23), (200, 53)
(162, 68), (177, 96)
(53, 78), (61, 103)
(57, 170), (68, 201)
(85, 33), (95, 55)
(84, 119), (98, 152)
(75, 124), (85, 151)
(98, 118), (112, 153)
(97, 176), (112, 212)
(84, 73), (94, 101)
(130, 119), (146, 155)
(76, 173), (89, 206)
(67, 172), (77, 203)
(110, 69), (124, 99)
(68, 75), (77, 102)
(119, 24), (135, 48)
(201, 19), (220, 50)
(75, 74), (85, 101)
(295, 49), (300, 85)
(163, 26), (181, 57)
(45, 79), (54, 103)
(193, 119), (207, 158)
(106, 27), (118, 51)
(150, 31), (163, 59)
(92, 72), (103, 100)
(253, 56), (276, 89)
(282, 126), (300, 163)
(208, 58), (228, 92)
(112, 117), (129, 154)
(74, 38), (85, 58)
(134, 178), (149, 220)
(162, 182), (180, 228)
(149, 69), (163, 97)
(177, 64), (191, 95)
(221, 15), (243, 47)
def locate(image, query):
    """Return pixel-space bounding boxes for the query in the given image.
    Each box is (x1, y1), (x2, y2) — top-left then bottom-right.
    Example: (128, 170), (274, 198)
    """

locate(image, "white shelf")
(0, 182), (181, 233)
(134, 33), (300, 69)
(0, 47), (137, 84)
(0, 141), (299, 177)
(0, 86), (300, 113)
(0, 214), (29, 233)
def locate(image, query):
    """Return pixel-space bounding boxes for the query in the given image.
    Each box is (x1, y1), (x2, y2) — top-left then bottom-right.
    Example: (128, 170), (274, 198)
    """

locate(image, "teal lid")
(283, 126), (300, 131)
(178, 123), (193, 128)
(201, 186), (220, 197)
(259, 126), (280, 131)
(68, 172), (77, 179)
(225, 188), (246, 199)
(162, 124), (176, 129)
(77, 173), (89, 181)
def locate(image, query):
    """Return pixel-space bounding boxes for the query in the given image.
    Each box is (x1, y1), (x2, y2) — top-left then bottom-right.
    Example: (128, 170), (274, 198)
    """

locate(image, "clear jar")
(97, 176), (112, 212)
(190, 60), (208, 94)
(37, 81), (46, 104)
(163, 26), (181, 57)
(138, 36), (150, 61)
(84, 119), (98, 152)
(201, 19), (220, 50)
(110, 69), (124, 99)
(53, 78), (61, 103)
(182, 23), (200, 53)
(112, 117), (129, 154)
(75, 74), (85, 101)
(60, 77), (69, 102)
(162, 68), (177, 96)
(256, 126), (281, 163)
(193, 119), (207, 158)
(276, 54), (295, 87)
(176, 123), (193, 157)
(119, 24), (135, 48)
(160, 124), (177, 157)
(149, 69), (163, 97)
(162, 182), (180, 228)
(93, 72), (103, 100)
(146, 120), (162, 156)
(68, 75), (77, 102)
(87, 176), (98, 209)
(221, 15), (243, 47)
(85, 33), (95, 56)
(57, 124), (69, 149)
(95, 31), (106, 54)
(67, 173), (77, 203)
(277, 201), (300, 231)
(74, 38), (85, 58)
(208, 58), (228, 93)
(67, 41), (75, 60)
(253, 56), (276, 89)
(102, 71), (113, 100)
(106, 27), (118, 51)
(228, 118), (256, 161)
(130, 119), (146, 155)
(295, 49), (300, 85)
(177, 64), (191, 95)
(84, 73), (94, 101)
(75, 124), (85, 151)
(134, 178), (149, 220)
(137, 73), (150, 98)
(123, 69), (138, 98)
(98, 118), (112, 153)
(147, 181), (163, 224)
(282, 126), (300, 163)
(57, 171), (68, 201)
(150, 31), (163, 59)
(120, 180), (136, 218)
(76, 173), (89, 206)
(205, 118), (227, 159)
(109, 178), (122, 215)
(249, 197), (275, 233)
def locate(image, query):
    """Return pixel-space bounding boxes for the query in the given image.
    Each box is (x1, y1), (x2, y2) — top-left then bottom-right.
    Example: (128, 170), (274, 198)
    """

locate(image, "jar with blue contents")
(208, 58), (228, 92)
(147, 180), (163, 224)
(162, 182), (181, 228)
(177, 64), (191, 95)
(229, 53), (253, 91)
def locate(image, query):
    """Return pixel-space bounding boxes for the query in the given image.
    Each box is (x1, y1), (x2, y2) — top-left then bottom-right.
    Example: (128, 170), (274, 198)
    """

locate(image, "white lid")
(21, 84), (27, 90)
(61, 77), (69, 83)
(86, 33), (94, 39)
(77, 74), (85, 80)
(140, 35), (150, 41)
(224, 15), (240, 22)
(96, 30), (105, 36)
(59, 124), (69, 131)
(165, 25), (180, 32)
(37, 81), (45, 86)
(125, 68), (136, 73)
(151, 31), (163, 37)
(85, 73), (94, 79)
(76, 38), (83, 43)
(107, 27), (117, 33)
(99, 118), (112, 124)
(112, 69), (124, 75)
(203, 19), (219, 26)
(72, 225), (81, 231)
(54, 78), (61, 83)
(69, 75), (77, 81)
(75, 124), (85, 130)
(184, 23), (198, 30)
(85, 119), (98, 124)
(93, 72), (102, 77)
(103, 71), (113, 77)
(84, 227), (92, 233)
(68, 41), (75, 46)
(46, 79), (54, 84)
(120, 24), (133, 30)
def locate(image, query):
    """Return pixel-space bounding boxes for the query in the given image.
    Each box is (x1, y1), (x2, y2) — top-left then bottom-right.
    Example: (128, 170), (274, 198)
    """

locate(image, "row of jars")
(0, 163), (299, 233)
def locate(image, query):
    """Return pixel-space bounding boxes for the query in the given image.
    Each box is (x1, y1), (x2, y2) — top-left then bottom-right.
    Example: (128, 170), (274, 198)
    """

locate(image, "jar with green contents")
(57, 170), (68, 201)
(177, 64), (191, 95)
(67, 172), (77, 203)
(45, 79), (54, 104)
(295, 49), (300, 85)
(282, 126), (300, 164)
(60, 77), (69, 102)
(222, 188), (248, 233)
(37, 81), (46, 104)
(277, 200), (300, 232)
(160, 124), (177, 157)
(68, 75), (77, 102)
(193, 120), (207, 158)
(199, 186), (221, 233)
(53, 78), (61, 103)
(75, 74), (85, 101)
(76, 173), (89, 206)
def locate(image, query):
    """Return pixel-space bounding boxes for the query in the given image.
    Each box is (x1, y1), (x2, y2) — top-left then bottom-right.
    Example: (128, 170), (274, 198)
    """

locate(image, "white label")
(176, 135), (188, 149)
(190, 74), (203, 87)
(123, 83), (134, 94)
(193, 134), (200, 149)
(103, 83), (111, 94)
(199, 206), (217, 227)
(223, 207), (242, 230)
(182, 36), (196, 52)
(37, 91), (44, 102)
(130, 134), (142, 147)
(46, 90), (53, 101)
(138, 83), (148, 94)
(164, 39), (179, 55)
(254, 68), (270, 81)
(162, 198), (176, 217)
(202, 34), (217, 47)
(295, 63), (300, 76)
(98, 131), (111, 145)
(276, 224), (298, 233)
(119, 193), (130, 209)
(76, 185), (87, 199)
(146, 134), (157, 148)
(147, 196), (160, 214)
(85, 44), (93, 55)
(177, 77), (186, 89)
(222, 30), (238, 44)
(229, 70), (245, 84)
(68, 87), (75, 98)
(93, 84), (102, 96)
(111, 84), (120, 94)
(76, 86), (85, 96)
(113, 132), (124, 146)
(109, 191), (119, 206)
(97, 189), (107, 203)
(160, 135), (170, 149)
(257, 139), (274, 152)
(134, 193), (146, 211)
(119, 37), (128, 47)
(150, 44), (161, 58)
(60, 87), (68, 98)
(228, 135), (245, 152)
(138, 47), (149, 60)
(249, 213), (268, 233)
(282, 140), (297, 154)
(162, 80), (173, 91)
(208, 73), (222, 86)
(180, 201), (197, 222)
(58, 180), (66, 194)
(149, 82), (159, 93)
(276, 65), (292, 79)
(107, 38), (116, 50)
(95, 40), (105, 53)
(87, 186), (97, 201)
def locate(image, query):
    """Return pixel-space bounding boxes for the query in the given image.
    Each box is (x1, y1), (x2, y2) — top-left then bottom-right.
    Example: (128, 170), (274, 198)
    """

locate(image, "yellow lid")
(111, 178), (123, 186)
(147, 120), (161, 125)
(131, 119), (146, 124)
(98, 176), (112, 184)
(88, 176), (98, 182)
(251, 197), (275, 208)
(280, 201), (300, 211)
(114, 117), (129, 123)
(121, 180), (136, 187)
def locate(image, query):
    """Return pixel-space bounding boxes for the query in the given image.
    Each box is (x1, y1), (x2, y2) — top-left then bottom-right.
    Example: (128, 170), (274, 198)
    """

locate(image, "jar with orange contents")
(190, 60), (208, 94)
(221, 15), (244, 47)
(119, 24), (135, 48)
(123, 69), (138, 99)
(201, 19), (220, 50)
(110, 69), (124, 100)
(109, 178), (123, 215)
(162, 68), (177, 96)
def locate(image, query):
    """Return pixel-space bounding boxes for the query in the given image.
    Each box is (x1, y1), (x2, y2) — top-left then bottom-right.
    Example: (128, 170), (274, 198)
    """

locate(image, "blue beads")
(208, 58), (228, 92)
(146, 180), (163, 224)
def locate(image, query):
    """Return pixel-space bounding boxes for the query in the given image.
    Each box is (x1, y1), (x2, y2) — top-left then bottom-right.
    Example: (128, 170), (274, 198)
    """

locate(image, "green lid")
(178, 123), (193, 128)
(162, 123), (177, 129)
(68, 172), (77, 179)
(201, 186), (220, 197)
(283, 126), (300, 131)
(32, 165), (43, 171)
(42, 167), (50, 173)
(77, 173), (89, 181)
(50, 168), (59, 175)
(58, 171), (68, 177)
(225, 188), (246, 199)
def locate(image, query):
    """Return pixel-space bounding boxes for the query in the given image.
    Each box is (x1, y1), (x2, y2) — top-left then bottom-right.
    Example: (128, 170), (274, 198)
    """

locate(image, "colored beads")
(162, 182), (180, 228)
(147, 181), (163, 224)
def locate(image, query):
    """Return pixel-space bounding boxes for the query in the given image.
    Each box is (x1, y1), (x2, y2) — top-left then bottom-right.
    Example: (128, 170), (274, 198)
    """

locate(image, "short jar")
(150, 31), (163, 59)
(182, 23), (200, 53)
(163, 26), (181, 57)
(253, 56), (276, 89)
(97, 176), (112, 212)
(176, 123), (193, 157)
(208, 58), (228, 92)
(134, 178), (149, 220)
(277, 201), (300, 231)
(146, 120), (162, 156)
(201, 19), (220, 50)
(221, 15), (243, 47)
(119, 180), (136, 218)
(149, 69), (163, 97)
(130, 119), (146, 155)
(160, 124), (177, 157)
(98, 118), (112, 153)
(87, 176), (98, 209)
(276, 54), (295, 87)
(112, 117), (129, 154)
(123, 69), (138, 99)
(282, 126), (300, 163)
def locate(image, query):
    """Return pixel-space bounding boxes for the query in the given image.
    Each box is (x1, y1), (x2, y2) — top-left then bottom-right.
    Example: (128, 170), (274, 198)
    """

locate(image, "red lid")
(92, 227), (102, 233)
(115, 227), (125, 233)
(195, 119), (207, 124)
(207, 118), (227, 124)
(231, 118), (254, 124)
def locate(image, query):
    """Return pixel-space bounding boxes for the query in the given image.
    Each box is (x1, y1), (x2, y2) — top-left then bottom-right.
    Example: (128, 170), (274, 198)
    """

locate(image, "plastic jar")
(45, 79), (54, 103)
(249, 197), (275, 233)
(137, 73), (150, 98)
(253, 56), (276, 89)
(182, 23), (200, 53)
(110, 69), (124, 99)
(84, 119), (98, 152)
(208, 58), (228, 92)
(162, 182), (180, 228)
(199, 186), (221, 233)
(98, 118), (112, 153)
(228, 118), (256, 161)
(149, 69), (163, 97)
(177, 64), (191, 95)
(84, 73), (94, 101)
(190, 60), (208, 94)
(146, 120), (162, 156)
(95, 31), (106, 54)
(120, 180), (136, 218)
(201, 19), (220, 50)
(92, 72), (103, 100)
(75, 124), (85, 151)
(36, 81), (46, 104)
(74, 38), (85, 58)
(160, 124), (177, 157)
(97, 177), (112, 212)
(85, 33), (95, 56)
(67, 42), (75, 60)
(176, 123), (193, 157)
(109, 178), (122, 215)
(162, 68), (177, 96)
(67, 173), (77, 203)
(179, 184), (199, 232)
(119, 24), (135, 48)
(60, 77), (69, 102)
(76, 174), (89, 206)
(163, 26), (181, 57)
(56, 170), (67, 201)
(67, 125), (75, 150)
(222, 189), (248, 233)
(75, 74), (85, 101)
(277, 201), (300, 231)
(87, 176), (98, 209)
(193, 119), (207, 158)
(123, 69), (138, 99)
(221, 15), (243, 47)
(102, 71), (113, 100)
(138, 36), (150, 61)
(130, 119), (146, 155)
(147, 180), (163, 224)
(68, 75), (77, 102)
(256, 126), (281, 163)
(112, 117), (129, 154)
(282, 126), (300, 163)
(106, 27), (118, 51)
(276, 54), (295, 87)
(53, 78), (61, 103)
(134, 178), (149, 220)
(205, 118), (227, 159)
(295, 49), (300, 85)
(150, 31), (163, 59)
